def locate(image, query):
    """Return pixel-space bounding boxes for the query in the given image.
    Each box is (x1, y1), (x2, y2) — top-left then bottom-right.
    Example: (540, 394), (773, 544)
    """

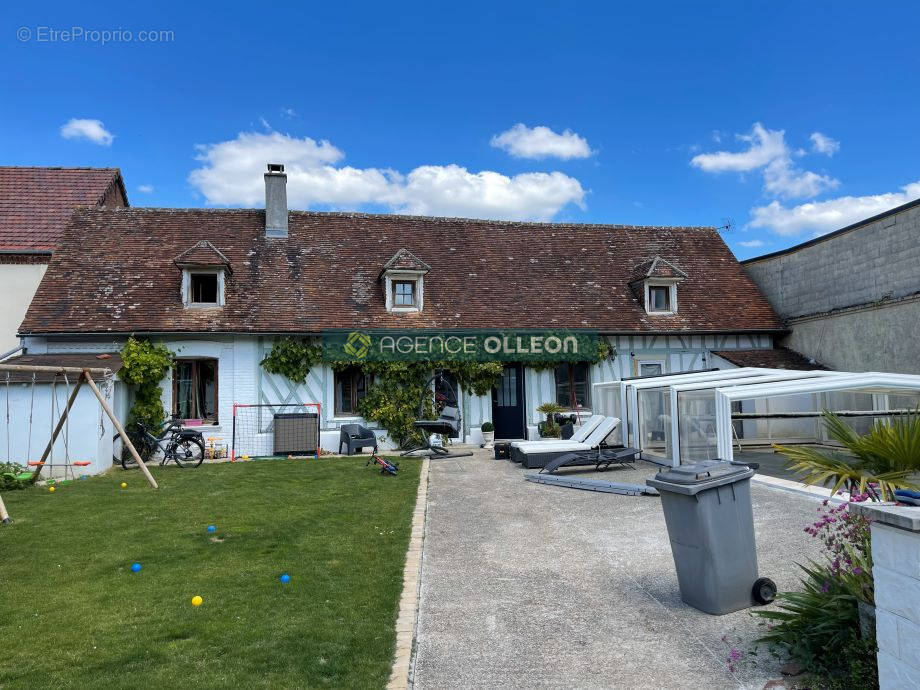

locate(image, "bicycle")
(115, 418), (205, 470)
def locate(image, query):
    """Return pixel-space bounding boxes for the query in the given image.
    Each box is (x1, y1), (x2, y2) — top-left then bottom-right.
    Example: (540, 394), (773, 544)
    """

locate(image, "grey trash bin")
(647, 460), (775, 615)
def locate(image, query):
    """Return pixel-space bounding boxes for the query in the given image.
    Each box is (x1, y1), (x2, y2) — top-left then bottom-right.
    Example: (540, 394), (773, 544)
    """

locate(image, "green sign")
(322, 329), (599, 363)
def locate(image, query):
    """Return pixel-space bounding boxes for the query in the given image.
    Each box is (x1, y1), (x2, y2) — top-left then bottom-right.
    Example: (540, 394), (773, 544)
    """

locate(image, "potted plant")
(480, 421), (495, 446)
(536, 402), (564, 439)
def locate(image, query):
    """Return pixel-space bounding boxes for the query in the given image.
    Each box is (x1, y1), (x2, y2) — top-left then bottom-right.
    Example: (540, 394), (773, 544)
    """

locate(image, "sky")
(2, 1), (919, 258)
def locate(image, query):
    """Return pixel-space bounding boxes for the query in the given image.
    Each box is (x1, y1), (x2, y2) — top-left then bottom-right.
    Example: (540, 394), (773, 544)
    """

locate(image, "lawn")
(0, 456), (421, 689)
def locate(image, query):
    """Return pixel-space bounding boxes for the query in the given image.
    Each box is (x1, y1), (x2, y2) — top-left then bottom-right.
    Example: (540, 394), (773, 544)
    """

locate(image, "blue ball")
(207, 525), (216, 533)
(131, 562), (142, 573)
(279, 573), (290, 584)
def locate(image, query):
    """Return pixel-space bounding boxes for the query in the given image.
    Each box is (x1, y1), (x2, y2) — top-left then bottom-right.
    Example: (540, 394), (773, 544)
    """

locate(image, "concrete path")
(412, 450), (824, 689)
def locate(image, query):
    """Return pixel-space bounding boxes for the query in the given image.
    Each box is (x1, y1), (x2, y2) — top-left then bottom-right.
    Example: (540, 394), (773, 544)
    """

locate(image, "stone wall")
(743, 200), (920, 374)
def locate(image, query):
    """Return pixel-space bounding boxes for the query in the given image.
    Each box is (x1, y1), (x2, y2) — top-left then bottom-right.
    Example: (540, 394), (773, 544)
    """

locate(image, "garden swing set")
(0, 363), (157, 525)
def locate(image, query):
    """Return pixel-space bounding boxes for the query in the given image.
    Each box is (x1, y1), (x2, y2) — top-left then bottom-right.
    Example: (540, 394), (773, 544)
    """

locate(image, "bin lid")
(646, 460), (754, 495)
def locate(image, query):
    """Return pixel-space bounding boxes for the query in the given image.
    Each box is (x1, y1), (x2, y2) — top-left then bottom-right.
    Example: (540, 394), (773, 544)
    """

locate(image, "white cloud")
(691, 123), (786, 173)
(137, 184), (155, 194)
(810, 132), (840, 156)
(737, 239), (766, 248)
(750, 181), (920, 236)
(281, 107), (297, 118)
(691, 122), (839, 200)
(189, 130), (586, 221)
(763, 158), (839, 200)
(490, 123), (592, 160)
(59, 118), (114, 146)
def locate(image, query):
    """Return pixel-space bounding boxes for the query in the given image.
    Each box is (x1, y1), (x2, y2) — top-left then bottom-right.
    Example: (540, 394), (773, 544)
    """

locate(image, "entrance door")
(491, 363), (525, 439)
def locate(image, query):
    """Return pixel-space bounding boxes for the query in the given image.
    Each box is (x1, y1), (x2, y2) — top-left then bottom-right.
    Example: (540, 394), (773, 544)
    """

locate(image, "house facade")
(0, 166), (128, 352)
(743, 197), (920, 375)
(18, 165), (787, 456)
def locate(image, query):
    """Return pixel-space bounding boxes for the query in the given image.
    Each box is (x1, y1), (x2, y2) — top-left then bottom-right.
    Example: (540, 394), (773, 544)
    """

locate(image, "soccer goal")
(231, 403), (322, 460)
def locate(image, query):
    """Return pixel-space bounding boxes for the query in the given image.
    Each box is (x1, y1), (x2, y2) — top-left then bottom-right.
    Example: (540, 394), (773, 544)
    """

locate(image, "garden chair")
(339, 424), (377, 455)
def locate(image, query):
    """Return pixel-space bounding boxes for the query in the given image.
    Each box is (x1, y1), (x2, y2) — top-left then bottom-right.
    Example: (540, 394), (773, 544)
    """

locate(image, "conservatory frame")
(592, 367), (769, 455)
(664, 369), (836, 467)
(712, 372), (920, 462)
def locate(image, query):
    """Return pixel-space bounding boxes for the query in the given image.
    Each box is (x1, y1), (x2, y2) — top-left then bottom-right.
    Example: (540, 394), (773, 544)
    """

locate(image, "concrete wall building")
(743, 198), (920, 374)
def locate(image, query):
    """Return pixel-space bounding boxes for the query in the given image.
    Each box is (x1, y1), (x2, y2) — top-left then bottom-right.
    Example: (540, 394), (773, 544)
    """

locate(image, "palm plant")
(775, 410), (920, 500)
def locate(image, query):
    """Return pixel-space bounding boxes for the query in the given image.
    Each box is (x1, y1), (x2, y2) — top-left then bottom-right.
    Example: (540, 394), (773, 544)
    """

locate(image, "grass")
(0, 456), (421, 689)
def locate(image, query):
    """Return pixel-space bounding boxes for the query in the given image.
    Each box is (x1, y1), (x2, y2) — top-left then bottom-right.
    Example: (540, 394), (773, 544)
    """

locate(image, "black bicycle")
(116, 418), (205, 469)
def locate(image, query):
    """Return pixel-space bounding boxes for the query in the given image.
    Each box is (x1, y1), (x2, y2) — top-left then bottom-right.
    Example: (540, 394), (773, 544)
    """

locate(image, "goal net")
(231, 403), (321, 460)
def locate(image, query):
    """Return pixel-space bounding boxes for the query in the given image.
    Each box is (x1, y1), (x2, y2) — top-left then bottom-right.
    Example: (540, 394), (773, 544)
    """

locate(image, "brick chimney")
(264, 163), (288, 238)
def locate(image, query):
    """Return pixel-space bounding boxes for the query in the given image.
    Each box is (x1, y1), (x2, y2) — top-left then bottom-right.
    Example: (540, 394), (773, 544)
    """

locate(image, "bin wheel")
(752, 577), (777, 605)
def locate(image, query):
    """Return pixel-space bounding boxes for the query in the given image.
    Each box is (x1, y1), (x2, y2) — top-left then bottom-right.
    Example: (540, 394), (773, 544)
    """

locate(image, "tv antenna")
(717, 217), (734, 232)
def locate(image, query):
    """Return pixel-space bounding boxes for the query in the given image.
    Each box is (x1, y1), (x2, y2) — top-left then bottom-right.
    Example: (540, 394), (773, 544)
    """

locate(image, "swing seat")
(27, 461), (45, 466)
(73, 461), (91, 466)
(15, 472), (32, 481)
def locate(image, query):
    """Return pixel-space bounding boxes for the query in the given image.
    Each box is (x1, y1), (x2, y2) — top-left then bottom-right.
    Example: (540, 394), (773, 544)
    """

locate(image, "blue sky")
(2, 1), (919, 258)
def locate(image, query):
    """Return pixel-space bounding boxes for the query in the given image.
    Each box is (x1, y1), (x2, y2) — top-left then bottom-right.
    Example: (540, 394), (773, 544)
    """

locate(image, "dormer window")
(380, 248), (430, 313)
(645, 282), (676, 314)
(631, 256), (687, 316)
(393, 280), (417, 307)
(191, 273), (219, 304)
(174, 240), (232, 309)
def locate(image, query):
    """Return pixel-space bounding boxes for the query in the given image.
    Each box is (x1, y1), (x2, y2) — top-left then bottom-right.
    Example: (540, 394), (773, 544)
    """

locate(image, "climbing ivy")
(120, 337), (173, 433)
(260, 337), (323, 384)
(528, 339), (615, 371)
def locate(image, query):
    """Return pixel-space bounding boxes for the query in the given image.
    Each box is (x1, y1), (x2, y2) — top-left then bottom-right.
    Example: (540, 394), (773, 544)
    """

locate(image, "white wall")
(20, 332), (774, 452)
(0, 377), (114, 477)
(0, 263), (47, 352)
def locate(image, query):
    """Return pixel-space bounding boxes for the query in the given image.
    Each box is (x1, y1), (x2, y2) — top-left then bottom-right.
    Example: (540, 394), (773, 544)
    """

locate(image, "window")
(190, 273), (218, 304)
(393, 280), (416, 307)
(554, 362), (590, 408)
(172, 359), (218, 423)
(334, 366), (369, 416)
(638, 361), (664, 377)
(648, 285), (671, 312)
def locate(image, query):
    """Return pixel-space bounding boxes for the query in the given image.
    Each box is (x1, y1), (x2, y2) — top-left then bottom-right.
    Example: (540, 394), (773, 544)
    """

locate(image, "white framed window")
(182, 268), (225, 307)
(644, 281), (678, 314)
(383, 271), (425, 312)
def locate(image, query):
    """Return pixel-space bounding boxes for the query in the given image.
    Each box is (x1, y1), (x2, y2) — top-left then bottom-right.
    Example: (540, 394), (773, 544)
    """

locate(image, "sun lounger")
(511, 417), (621, 469)
(539, 446), (641, 474)
(509, 415), (604, 456)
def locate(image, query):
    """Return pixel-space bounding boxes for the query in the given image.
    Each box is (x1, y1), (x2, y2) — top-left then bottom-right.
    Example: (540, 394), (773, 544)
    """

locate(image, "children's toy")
(207, 524), (216, 533)
(367, 453), (398, 476)
(279, 573), (290, 583)
(131, 562), (142, 572)
(120, 482), (127, 489)
(191, 595), (203, 607)
(48, 485), (55, 493)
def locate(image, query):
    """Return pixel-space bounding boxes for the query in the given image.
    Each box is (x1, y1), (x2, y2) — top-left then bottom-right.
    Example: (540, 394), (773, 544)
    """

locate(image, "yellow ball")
(191, 595), (203, 607)
(120, 482), (127, 489)
(48, 485), (56, 493)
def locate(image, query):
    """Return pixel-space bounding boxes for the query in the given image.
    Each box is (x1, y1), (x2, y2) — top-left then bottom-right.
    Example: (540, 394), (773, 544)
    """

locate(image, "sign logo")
(343, 331), (372, 359)
(324, 329), (600, 363)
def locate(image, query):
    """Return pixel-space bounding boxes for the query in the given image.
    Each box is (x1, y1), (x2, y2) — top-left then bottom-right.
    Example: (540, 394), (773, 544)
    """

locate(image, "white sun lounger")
(510, 414), (604, 451)
(511, 417), (621, 468)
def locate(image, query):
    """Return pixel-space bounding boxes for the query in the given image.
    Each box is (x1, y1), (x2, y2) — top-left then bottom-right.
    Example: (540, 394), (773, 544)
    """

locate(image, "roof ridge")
(72, 205), (717, 231)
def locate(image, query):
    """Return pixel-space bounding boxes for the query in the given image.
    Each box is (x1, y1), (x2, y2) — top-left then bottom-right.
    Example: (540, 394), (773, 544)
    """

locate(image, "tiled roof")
(631, 256), (688, 281)
(0, 166), (127, 251)
(20, 208), (784, 335)
(174, 240), (232, 268)
(382, 248), (431, 273)
(712, 347), (828, 370)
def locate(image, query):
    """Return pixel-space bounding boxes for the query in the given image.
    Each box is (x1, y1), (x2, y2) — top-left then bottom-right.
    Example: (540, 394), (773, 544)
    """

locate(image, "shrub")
(755, 498), (875, 679)
(480, 422), (494, 433)
(0, 461), (27, 491)
(776, 410), (920, 500)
